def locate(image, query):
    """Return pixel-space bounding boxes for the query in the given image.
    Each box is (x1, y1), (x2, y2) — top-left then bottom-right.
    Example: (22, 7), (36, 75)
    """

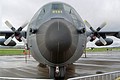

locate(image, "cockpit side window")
(30, 9), (41, 22)
(38, 8), (46, 20)
(64, 4), (84, 28)
(70, 10), (84, 28)
(64, 5), (71, 13)
(64, 5), (78, 20)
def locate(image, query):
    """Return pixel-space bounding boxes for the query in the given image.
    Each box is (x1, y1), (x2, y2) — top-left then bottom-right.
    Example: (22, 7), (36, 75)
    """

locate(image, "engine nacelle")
(0, 38), (16, 46)
(115, 32), (120, 39)
(95, 38), (113, 46)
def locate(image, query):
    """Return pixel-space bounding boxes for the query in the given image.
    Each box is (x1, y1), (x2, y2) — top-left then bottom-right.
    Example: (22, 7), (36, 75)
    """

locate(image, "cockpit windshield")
(52, 3), (63, 10)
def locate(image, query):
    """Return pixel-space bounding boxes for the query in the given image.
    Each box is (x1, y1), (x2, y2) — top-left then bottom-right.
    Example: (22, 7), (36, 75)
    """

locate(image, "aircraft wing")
(0, 31), (27, 39)
(0, 31), (14, 38)
(87, 31), (120, 39)
(86, 31), (120, 46)
(98, 31), (120, 39)
(1, 30), (120, 40)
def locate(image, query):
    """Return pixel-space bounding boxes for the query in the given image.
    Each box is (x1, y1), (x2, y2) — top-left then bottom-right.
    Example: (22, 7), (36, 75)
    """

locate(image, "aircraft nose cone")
(36, 19), (78, 64)
(45, 20), (72, 54)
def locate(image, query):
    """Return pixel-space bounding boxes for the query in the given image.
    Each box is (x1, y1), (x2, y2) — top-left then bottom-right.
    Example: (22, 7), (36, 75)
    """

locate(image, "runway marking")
(74, 63), (105, 67)
(78, 58), (120, 62)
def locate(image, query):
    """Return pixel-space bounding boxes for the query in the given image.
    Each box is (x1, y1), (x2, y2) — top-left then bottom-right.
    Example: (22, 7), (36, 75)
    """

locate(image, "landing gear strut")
(49, 66), (66, 79)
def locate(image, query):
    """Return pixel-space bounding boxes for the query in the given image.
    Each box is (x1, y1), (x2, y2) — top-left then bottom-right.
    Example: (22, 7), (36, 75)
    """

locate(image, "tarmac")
(0, 50), (120, 79)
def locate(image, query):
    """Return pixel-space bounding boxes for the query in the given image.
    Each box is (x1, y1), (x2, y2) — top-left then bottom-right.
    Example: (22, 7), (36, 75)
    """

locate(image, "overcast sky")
(1, 0), (120, 31)
(1, 0), (120, 47)
(0, 0), (1, 28)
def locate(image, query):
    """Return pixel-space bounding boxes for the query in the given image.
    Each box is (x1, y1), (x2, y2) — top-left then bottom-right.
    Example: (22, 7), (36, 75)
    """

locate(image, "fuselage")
(27, 2), (86, 67)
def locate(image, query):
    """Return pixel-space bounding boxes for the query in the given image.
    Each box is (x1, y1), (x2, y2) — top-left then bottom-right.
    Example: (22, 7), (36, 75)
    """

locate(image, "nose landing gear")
(49, 66), (66, 79)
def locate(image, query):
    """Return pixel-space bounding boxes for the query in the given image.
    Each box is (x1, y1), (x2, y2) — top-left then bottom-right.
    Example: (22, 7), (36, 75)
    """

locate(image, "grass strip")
(0, 49), (24, 55)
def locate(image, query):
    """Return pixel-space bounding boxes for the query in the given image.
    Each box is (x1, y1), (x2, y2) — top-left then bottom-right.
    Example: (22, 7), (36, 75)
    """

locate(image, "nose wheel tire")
(49, 66), (66, 79)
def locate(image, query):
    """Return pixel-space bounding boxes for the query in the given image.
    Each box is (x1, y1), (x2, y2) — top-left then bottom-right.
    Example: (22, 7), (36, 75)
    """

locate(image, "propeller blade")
(84, 20), (95, 32)
(4, 34), (14, 45)
(21, 36), (27, 44)
(17, 22), (28, 31)
(99, 37), (107, 45)
(5, 21), (16, 31)
(96, 22), (106, 31)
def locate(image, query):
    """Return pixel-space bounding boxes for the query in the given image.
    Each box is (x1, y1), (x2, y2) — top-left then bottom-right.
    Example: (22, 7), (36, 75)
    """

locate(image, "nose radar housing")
(36, 19), (78, 64)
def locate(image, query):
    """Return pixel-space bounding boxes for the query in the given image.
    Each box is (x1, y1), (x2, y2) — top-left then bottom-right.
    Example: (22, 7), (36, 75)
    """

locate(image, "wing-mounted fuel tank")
(95, 38), (113, 46)
(0, 38), (16, 46)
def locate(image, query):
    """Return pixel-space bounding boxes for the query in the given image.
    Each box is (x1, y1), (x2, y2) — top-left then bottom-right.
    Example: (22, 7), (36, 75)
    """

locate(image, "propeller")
(4, 20), (28, 45)
(84, 20), (107, 45)
(4, 34), (15, 45)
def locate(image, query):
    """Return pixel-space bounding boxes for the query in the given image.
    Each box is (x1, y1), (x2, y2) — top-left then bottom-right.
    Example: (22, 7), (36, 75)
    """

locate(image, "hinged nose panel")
(46, 21), (71, 53)
(36, 19), (78, 64)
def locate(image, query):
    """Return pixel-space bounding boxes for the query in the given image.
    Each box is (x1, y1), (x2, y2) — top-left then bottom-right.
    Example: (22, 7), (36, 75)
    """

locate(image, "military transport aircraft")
(0, 2), (120, 79)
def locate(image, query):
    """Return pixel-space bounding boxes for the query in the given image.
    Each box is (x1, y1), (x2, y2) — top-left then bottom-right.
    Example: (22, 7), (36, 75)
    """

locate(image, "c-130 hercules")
(0, 2), (120, 79)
